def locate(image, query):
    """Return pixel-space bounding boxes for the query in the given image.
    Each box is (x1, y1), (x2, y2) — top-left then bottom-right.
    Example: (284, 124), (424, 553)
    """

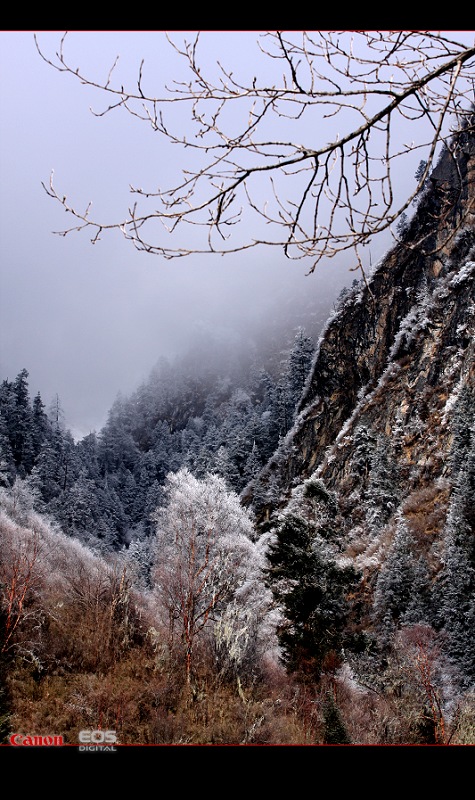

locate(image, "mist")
(0, 31), (380, 440)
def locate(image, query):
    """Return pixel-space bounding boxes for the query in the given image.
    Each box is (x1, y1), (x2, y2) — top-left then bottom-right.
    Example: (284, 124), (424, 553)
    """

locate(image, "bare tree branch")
(34, 31), (475, 274)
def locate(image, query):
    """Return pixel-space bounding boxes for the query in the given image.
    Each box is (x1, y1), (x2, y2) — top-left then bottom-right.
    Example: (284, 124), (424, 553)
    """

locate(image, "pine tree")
(35, 424), (78, 506)
(365, 434), (401, 534)
(265, 512), (358, 681)
(449, 384), (475, 480)
(61, 471), (99, 535)
(322, 692), (352, 744)
(76, 431), (101, 480)
(286, 327), (315, 411)
(213, 445), (241, 489)
(434, 466), (475, 685)
(121, 536), (154, 590)
(31, 392), (50, 464)
(350, 424), (377, 482)
(373, 517), (429, 642)
(0, 418), (15, 487)
(243, 441), (263, 486)
(0, 370), (36, 477)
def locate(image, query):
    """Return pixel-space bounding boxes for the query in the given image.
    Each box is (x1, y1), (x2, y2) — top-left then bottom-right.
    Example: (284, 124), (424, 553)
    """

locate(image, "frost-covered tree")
(34, 425), (78, 504)
(121, 535), (154, 591)
(269, 328), (315, 443)
(365, 434), (401, 534)
(31, 392), (50, 465)
(0, 370), (37, 478)
(151, 468), (275, 684)
(373, 517), (430, 642)
(213, 444), (240, 489)
(434, 476), (475, 686)
(449, 385), (475, 480)
(97, 396), (140, 474)
(242, 441), (263, 487)
(350, 424), (377, 483)
(75, 431), (101, 480)
(0, 420), (15, 488)
(61, 471), (100, 536)
(286, 327), (315, 411)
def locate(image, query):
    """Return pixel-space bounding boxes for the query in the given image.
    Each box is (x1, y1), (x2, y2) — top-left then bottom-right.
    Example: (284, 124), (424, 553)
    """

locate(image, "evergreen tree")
(213, 445), (241, 488)
(121, 536), (154, 590)
(0, 417), (15, 487)
(322, 692), (352, 744)
(96, 481), (126, 549)
(270, 328), (315, 440)
(34, 433), (63, 504)
(286, 327), (315, 411)
(372, 517), (429, 641)
(401, 554), (433, 628)
(265, 512), (358, 681)
(449, 384), (474, 479)
(118, 468), (139, 523)
(243, 441), (263, 486)
(61, 471), (99, 535)
(365, 434), (401, 534)
(350, 424), (377, 482)
(179, 426), (202, 474)
(31, 392), (50, 463)
(13, 369), (35, 473)
(152, 419), (177, 481)
(35, 424), (78, 507)
(434, 468), (475, 685)
(98, 397), (140, 474)
(0, 370), (35, 477)
(76, 431), (101, 480)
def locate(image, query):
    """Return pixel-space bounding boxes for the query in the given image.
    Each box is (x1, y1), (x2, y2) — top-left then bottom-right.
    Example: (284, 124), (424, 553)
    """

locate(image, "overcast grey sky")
(3, 30), (470, 440)
(0, 31), (355, 438)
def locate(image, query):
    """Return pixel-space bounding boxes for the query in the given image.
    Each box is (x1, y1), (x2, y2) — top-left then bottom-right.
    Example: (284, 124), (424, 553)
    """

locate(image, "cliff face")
(246, 125), (475, 559)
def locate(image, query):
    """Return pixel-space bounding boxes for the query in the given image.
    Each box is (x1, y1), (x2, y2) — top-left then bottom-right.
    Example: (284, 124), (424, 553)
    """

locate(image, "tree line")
(0, 327), (315, 552)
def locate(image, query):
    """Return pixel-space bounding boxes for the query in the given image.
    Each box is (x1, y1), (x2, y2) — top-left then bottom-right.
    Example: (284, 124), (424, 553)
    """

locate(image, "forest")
(0, 325), (359, 746)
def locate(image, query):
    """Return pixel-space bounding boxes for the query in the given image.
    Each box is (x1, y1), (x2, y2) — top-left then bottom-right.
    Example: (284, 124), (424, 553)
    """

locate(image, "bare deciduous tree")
(395, 624), (462, 745)
(0, 507), (44, 654)
(35, 31), (475, 276)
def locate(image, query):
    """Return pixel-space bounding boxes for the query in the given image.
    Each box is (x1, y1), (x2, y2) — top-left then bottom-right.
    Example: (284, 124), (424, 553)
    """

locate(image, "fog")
(0, 31), (388, 439)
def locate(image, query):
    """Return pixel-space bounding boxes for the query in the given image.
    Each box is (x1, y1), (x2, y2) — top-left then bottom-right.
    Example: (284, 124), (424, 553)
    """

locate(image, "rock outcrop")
(245, 122), (475, 551)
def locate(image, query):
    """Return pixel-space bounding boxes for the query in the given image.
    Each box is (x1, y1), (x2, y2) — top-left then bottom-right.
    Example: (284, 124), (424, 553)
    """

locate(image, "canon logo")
(10, 734), (64, 746)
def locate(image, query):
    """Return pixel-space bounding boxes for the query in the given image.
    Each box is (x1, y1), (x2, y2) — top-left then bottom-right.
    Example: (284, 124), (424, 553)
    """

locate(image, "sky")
(1, 30), (471, 440)
(0, 30), (355, 439)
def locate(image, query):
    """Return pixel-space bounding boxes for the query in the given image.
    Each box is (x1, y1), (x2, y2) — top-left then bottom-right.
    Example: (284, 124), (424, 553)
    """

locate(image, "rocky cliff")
(245, 121), (475, 575)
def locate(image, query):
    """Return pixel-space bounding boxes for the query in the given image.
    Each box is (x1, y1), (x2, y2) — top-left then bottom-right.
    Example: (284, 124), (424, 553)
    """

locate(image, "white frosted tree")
(365, 434), (401, 535)
(372, 516), (420, 641)
(434, 472), (475, 686)
(151, 468), (276, 684)
(286, 327), (315, 411)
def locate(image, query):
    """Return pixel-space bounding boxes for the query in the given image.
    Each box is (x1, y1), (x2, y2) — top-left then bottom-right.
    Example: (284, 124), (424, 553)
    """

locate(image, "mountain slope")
(245, 126), (475, 527)
(239, 122), (475, 725)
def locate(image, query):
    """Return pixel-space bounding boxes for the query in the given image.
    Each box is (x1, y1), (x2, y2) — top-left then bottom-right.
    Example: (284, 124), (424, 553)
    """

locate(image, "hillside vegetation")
(1, 128), (475, 746)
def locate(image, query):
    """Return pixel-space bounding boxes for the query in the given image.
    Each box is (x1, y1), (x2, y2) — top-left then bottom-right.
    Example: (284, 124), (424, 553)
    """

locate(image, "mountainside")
(246, 127), (475, 529)
(240, 125), (475, 720)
